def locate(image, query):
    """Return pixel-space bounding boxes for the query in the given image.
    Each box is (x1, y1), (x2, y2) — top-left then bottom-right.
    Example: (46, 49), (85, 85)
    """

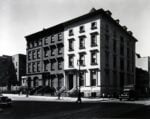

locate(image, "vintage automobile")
(119, 89), (136, 101)
(0, 94), (12, 107)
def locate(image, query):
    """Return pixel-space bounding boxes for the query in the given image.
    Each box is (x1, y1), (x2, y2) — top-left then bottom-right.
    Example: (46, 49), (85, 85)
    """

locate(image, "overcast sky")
(0, 0), (150, 56)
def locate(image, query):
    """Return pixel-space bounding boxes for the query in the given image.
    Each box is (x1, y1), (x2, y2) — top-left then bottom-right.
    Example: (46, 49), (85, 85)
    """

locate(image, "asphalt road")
(0, 101), (150, 119)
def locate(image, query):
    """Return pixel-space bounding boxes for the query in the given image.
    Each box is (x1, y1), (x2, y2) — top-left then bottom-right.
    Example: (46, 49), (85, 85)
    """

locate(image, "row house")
(25, 25), (64, 89)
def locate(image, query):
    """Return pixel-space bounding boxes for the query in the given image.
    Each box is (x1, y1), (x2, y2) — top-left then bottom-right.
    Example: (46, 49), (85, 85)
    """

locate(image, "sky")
(0, 0), (150, 56)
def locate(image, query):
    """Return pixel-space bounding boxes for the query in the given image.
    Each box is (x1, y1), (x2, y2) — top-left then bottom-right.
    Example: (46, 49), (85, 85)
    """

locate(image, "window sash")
(91, 70), (97, 86)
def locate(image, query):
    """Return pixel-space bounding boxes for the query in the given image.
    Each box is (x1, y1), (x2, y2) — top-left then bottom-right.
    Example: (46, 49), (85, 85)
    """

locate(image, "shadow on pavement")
(0, 101), (149, 119)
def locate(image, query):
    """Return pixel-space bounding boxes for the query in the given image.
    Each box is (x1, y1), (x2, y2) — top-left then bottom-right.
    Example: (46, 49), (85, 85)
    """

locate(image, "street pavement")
(1, 94), (150, 119)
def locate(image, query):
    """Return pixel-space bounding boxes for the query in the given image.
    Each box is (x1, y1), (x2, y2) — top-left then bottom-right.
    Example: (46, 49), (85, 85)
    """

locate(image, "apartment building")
(136, 54), (150, 96)
(0, 55), (17, 91)
(25, 8), (137, 97)
(12, 54), (26, 86)
(64, 8), (136, 97)
(25, 25), (64, 89)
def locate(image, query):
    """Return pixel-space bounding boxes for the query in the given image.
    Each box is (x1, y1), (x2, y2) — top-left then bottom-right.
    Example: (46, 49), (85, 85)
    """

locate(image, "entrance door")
(68, 74), (73, 90)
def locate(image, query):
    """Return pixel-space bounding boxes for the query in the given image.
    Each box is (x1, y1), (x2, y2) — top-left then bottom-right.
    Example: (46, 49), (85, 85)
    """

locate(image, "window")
(28, 63), (31, 73)
(113, 71), (117, 86)
(120, 36), (124, 43)
(51, 35), (55, 43)
(120, 58), (124, 70)
(127, 48), (130, 58)
(29, 42), (33, 48)
(38, 39), (42, 46)
(44, 61), (49, 71)
(105, 34), (109, 49)
(51, 61), (55, 71)
(34, 41), (37, 47)
(120, 36), (124, 55)
(37, 49), (40, 59)
(44, 37), (49, 45)
(79, 53), (85, 66)
(79, 26), (85, 33)
(113, 55), (117, 69)
(91, 70), (97, 86)
(58, 46), (63, 55)
(120, 72), (124, 88)
(127, 60), (130, 72)
(32, 62), (36, 72)
(44, 48), (49, 57)
(37, 62), (40, 72)
(105, 51), (109, 67)
(58, 76), (63, 88)
(69, 29), (74, 36)
(104, 69), (110, 87)
(32, 50), (36, 60)
(113, 30), (117, 38)
(68, 55), (74, 67)
(79, 36), (85, 49)
(105, 24), (109, 33)
(58, 60), (62, 70)
(51, 77), (55, 87)
(120, 44), (124, 55)
(68, 39), (74, 51)
(79, 71), (85, 86)
(51, 48), (55, 56)
(28, 51), (32, 61)
(91, 22), (97, 29)
(91, 51), (97, 65)
(131, 61), (134, 73)
(91, 34), (97, 47)
(58, 33), (62, 41)
(113, 39), (117, 53)
(27, 43), (30, 49)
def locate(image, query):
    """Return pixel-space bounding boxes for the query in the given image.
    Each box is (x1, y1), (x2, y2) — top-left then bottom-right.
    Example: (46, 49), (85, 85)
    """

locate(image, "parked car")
(119, 89), (136, 101)
(0, 94), (12, 107)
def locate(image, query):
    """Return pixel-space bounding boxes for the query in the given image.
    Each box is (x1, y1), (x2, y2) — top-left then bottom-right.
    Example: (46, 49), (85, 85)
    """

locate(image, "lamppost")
(77, 58), (82, 103)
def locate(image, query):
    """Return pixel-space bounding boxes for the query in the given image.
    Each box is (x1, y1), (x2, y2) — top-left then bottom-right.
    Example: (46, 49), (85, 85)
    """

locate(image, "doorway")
(68, 74), (74, 90)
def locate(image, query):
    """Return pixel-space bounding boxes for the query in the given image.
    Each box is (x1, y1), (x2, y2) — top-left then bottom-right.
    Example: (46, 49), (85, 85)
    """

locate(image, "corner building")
(64, 9), (137, 97)
(25, 8), (137, 97)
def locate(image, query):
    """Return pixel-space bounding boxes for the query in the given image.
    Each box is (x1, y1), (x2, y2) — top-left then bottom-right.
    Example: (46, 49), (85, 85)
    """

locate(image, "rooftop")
(25, 8), (137, 42)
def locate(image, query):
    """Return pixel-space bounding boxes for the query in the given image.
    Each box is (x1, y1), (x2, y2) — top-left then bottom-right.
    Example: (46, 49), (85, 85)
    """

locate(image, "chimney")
(105, 10), (112, 16)
(122, 26), (127, 31)
(115, 19), (120, 24)
(128, 31), (133, 36)
(89, 8), (96, 13)
(43, 28), (46, 31)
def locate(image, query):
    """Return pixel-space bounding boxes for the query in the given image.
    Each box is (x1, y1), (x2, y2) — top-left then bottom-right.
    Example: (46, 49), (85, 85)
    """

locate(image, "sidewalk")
(2, 94), (108, 102)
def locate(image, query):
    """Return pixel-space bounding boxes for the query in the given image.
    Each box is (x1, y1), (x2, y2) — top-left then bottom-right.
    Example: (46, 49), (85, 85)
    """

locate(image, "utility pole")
(77, 58), (82, 103)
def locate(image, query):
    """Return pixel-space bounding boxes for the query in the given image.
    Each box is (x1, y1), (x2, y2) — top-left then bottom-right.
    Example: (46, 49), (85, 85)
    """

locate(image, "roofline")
(25, 8), (137, 42)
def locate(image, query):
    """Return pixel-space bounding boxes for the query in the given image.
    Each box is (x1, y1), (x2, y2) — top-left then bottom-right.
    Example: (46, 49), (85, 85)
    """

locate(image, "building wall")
(100, 17), (136, 95)
(136, 56), (150, 92)
(136, 57), (148, 71)
(0, 55), (17, 90)
(12, 54), (26, 85)
(64, 15), (101, 96)
(26, 31), (64, 89)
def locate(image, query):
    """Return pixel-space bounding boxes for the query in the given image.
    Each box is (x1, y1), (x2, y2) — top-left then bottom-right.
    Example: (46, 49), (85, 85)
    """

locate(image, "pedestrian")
(76, 91), (82, 103)
(58, 92), (61, 100)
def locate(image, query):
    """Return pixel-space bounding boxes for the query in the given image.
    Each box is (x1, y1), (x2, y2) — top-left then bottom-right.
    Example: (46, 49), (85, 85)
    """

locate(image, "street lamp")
(77, 58), (82, 103)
